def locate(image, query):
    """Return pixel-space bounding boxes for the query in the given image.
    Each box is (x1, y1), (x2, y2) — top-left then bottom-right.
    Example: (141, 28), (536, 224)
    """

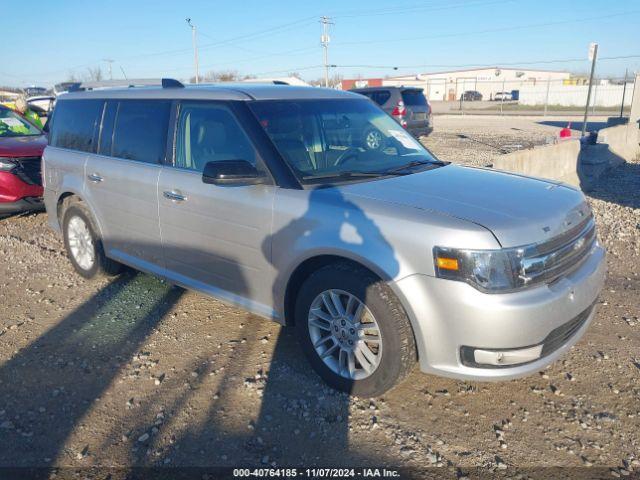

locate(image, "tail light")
(391, 101), (407, 127)
(391, 101), (406, 117)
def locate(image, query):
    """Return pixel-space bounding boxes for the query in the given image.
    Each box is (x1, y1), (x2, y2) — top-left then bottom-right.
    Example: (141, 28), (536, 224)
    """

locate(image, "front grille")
(13, 157), (42, 186)
(520, 216), (596, 287)
(540, 303), (594, 357)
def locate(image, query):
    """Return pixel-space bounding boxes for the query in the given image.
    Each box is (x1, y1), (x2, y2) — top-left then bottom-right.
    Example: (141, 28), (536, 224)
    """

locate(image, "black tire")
(294, 261), (417, 397)
(62, 203), (122, 279)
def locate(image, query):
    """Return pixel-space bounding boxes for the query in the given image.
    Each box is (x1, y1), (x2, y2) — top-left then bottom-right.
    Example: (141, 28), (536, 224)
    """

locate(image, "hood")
(0, 135), (47, 157)
(339, 164), (590, 247)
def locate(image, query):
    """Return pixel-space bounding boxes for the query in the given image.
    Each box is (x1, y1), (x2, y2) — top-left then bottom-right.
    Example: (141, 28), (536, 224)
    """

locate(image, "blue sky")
(2, 0), (639, 87)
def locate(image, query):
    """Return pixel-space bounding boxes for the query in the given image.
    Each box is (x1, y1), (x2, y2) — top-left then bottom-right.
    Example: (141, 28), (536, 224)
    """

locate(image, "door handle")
(163, 190), (187, 202)
(88, 173), (103, 183)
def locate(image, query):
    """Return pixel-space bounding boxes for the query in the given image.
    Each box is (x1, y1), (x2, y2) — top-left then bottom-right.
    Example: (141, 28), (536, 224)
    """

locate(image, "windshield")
(248, 99), (442, 184)
(0, 108), (41, 137)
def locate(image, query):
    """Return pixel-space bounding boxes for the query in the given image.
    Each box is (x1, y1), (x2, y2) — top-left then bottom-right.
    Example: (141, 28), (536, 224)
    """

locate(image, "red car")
(0, 106), (47, 218)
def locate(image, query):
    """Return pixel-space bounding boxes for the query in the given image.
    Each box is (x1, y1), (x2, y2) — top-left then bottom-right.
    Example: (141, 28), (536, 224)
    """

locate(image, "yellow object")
(436, 257), (459, 271)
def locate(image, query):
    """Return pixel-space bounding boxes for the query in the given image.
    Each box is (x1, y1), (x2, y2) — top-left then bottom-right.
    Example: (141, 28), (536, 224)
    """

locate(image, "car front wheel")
(295, 262), (417, 397)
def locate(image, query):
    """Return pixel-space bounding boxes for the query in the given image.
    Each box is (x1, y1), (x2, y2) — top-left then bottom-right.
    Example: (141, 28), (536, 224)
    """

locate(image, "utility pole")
(544, 77), (551, 116)
(620, 68), (628, 118)
(320, 16), (333, 88)
(582, 42), (598, 137)
(500, 77), (506, 115)
(102, 58), (114, 80)
(186, 18), (200, 84)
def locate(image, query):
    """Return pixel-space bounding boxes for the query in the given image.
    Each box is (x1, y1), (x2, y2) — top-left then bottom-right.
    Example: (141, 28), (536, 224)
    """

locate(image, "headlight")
(0, 158), (17, 171)
(433, 246), (526, 293)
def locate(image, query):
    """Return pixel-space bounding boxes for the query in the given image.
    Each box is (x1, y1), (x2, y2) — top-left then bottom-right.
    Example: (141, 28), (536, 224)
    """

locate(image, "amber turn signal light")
(436, 257), (459, 271)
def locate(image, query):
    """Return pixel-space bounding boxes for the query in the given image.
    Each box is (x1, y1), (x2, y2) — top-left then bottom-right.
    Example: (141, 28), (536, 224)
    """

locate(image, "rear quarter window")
(371, 91), (391, 106)
(111, 100), (171, 164)
(50, 99), (103, 153)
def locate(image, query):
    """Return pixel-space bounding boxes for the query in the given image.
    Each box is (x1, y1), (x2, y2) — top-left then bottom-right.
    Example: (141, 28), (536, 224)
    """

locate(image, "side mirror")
(202, 160), (267, 186)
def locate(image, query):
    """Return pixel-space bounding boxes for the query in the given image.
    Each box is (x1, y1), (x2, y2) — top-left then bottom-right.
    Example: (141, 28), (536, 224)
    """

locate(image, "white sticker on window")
(388, 129), (418, 149)
(0, 117), (23, 127)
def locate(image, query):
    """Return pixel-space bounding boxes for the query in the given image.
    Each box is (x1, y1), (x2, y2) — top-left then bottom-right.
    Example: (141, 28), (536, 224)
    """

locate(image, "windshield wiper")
(301, 161), (448, 182)
(301, 171), (383, 181)
(382, 160), (447, 174)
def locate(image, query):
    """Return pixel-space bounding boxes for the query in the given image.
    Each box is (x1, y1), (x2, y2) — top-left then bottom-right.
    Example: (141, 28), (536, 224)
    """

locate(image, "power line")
(332, 10), (640, 47)
(332, 54), (640, 72)
(10, 16), (319, 79)
(332, 0), (516, 19)
(188, 17), (318, 54)
(132, 45), (318, 77)
(249, 65), (324, 77)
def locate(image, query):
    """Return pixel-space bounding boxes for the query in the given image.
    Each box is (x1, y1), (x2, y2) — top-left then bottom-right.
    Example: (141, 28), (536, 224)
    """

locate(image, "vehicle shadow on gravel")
(0, 187), (405, 470)
(107, 324), (402, 469)
(0, 270), (183, 466)
(91, 187), (403, 469)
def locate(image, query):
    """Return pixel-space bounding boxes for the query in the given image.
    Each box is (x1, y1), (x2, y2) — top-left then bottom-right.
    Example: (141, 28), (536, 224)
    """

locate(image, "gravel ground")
(0, 117), (638, 478)
(422, 115), (564, 166)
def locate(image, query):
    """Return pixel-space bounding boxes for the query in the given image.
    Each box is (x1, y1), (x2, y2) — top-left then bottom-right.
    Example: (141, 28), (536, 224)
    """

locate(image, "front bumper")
(0, 171), (43, 204)
(393, 242), (606, 381)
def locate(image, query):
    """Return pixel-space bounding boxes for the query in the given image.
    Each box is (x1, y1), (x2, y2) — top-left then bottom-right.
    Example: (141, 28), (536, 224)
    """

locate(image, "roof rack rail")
(162, 78), (185, 88)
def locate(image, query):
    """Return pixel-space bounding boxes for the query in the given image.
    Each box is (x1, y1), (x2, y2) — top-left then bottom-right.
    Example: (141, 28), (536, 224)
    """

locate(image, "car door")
(84, 99), (171, 269)
(157, 101), (276, 317)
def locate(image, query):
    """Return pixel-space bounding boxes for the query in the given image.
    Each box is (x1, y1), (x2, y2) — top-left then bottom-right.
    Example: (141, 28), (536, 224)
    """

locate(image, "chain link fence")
(425, 76), (636, 116)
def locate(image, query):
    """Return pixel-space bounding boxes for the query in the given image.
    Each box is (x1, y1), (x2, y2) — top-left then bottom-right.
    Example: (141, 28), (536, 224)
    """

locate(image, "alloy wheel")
(307, 289), (383, 380)
(67, 216), (95, 271)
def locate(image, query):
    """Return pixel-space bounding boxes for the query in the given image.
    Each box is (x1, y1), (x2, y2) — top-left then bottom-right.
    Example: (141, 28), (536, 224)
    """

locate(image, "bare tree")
(308, 73), (343, 88)
(190, 70), (240, 83)
(65, 72), (79, 83)
(85, 67), (104, 82)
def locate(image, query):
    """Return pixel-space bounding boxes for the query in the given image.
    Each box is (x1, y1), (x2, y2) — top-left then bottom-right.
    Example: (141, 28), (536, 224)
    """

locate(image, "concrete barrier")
(492, 80), (639, 189)
(492, 121), (638, 190)
(596, 124), (640, 162)
(492, 139), (581, 187)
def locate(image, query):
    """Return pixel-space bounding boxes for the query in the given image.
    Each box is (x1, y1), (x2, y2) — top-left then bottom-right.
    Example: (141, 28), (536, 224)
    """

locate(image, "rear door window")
(50, 99), (103, 153)
(111, 100), (171, 164)
(401, 90), (427, 106)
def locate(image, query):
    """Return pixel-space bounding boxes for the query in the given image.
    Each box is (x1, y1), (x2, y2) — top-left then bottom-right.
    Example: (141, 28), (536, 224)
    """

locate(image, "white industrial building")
(384, 67), (571, 101)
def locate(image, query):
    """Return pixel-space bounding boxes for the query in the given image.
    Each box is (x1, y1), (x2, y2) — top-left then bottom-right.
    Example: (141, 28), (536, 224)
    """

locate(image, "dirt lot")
(0, 116), (638, 477)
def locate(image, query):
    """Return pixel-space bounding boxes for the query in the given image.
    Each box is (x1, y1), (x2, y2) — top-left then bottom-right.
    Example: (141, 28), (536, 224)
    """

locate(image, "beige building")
(384, 67), (571, 101)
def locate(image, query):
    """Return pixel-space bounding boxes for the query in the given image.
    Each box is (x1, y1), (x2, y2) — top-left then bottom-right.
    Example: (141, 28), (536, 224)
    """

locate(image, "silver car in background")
(42, 81), (605, 396)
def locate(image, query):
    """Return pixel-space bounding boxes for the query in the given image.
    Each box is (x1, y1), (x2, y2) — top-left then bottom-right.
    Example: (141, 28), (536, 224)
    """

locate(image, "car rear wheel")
(295, 261), (417, 397)
(62, 204), (121, 279)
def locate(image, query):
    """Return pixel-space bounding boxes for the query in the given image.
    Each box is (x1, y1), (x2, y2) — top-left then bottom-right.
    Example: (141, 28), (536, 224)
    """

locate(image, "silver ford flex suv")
(42, 81), (606, 396)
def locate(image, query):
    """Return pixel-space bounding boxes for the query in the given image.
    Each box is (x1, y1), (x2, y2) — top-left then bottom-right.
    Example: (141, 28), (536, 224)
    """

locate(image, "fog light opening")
(462, 344), (543, 368)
